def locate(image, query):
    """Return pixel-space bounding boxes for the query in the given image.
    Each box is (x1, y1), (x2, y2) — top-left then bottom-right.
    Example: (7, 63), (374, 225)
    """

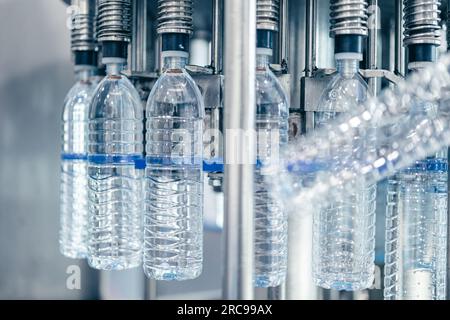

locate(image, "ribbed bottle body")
(312, 170), (377, 290)
(87, 72), (144, 270)
(254, 66), (289, 287)
(312, 61), (377, 291)
(145, 66), (204, 280)
(384, 153), (448, 300)
(60, 77), (97, 259)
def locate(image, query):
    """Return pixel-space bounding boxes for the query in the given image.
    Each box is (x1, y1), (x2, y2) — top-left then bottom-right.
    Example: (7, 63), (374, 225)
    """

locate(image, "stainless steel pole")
(278, 0), (289, 65)
(368, 0), (379, 95)
(211, 0), (224, 74)
(223, 0), (257, 300)
(395, 0), (405, 76)
(131, 0), (147, 73)
(305, 0), (317, 77)
(268, 283), (286, 300)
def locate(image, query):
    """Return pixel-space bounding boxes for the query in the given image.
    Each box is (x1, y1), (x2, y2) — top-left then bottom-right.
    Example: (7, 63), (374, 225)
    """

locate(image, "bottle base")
(144, 266), (202, 281)
(60, 245), (88, 260)
(314, 274), (374, 291)
(88, 255), (141, 271)
(254, 273), (286, 288)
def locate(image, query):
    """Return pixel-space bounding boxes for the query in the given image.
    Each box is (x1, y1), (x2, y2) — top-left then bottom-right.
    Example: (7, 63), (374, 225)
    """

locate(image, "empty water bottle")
(313, 53), (377, 291)
(254, 44), (289, 287)
(144, 47), (204, 280)
(87, 55), (144, 271)
(60, 61), (98, 259)
(384, 96), (448, 300)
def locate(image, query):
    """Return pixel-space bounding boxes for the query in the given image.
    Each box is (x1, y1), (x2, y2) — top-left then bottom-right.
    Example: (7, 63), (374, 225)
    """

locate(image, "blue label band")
(61, 153), (88, 161)
(88, 154), (145, 170)
(146, 156), (204, 167)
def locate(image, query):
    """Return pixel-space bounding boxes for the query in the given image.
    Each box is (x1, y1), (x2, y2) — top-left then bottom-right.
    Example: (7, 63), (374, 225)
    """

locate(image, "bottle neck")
(75, 67), (96, 81)
(106, 62), (126, 76)
(163, 55), (189, 71)
(336, 59), (359, 77)
(256, 53), (271, 69)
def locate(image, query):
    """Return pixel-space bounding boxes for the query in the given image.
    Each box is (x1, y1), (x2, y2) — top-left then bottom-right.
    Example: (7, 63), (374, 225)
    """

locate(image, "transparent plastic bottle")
(144, 52), (204, 280)
(60, 66), (99, 259)
(384, 93), (448, 300)
(254, 49), (289, 287)
(312, 54), (377, 291)
(87, 59), (144, 270)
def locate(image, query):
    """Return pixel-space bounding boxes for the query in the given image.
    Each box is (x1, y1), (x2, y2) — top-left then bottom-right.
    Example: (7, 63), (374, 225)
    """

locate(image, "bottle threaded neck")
(163, 55), (189, 71)
(336, 59), (359, 77)
(106, 63), (125, 76)
(75, 67), (96, 81)
(256, 53), (271, 68)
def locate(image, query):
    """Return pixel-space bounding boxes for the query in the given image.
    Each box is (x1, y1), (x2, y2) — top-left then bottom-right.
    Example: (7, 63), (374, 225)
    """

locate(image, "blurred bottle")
(254, 44), (289, 287)
(145, 43), (204, 280)
(313, 53), (377, 291)
(60, 51), (99, 259)
(384, 66), (448, 299)
(87, 54), (144, 271)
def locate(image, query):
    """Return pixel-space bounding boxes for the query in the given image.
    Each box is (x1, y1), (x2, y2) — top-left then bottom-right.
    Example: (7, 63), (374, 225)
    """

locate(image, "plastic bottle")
(384, 84), (448, 300)
(312, 53), (376, 291)
(254, 47), (289, 287)
(144, 50), (204, 281)
(60, 64), (98, 259)
(87, 58), (144, 270)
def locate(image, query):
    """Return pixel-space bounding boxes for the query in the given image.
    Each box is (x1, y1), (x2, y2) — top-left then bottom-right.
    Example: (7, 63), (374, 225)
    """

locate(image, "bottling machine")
(55, 0), (450, 300)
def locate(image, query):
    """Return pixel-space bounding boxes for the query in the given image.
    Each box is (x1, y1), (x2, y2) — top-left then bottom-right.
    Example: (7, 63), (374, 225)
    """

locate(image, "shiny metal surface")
(278, 0), (289, 64)
(211, 0), (224, 73)
(257, 0), (280, 31)
(395, 0), (406, 76)
(305, 0), (317, 77)
(368, 0), (380, 95)
(96, 0), (132, 42)
(70, 0), (97, 51)
(223, 0), (256, 300)
(403, 0), (441, 46)
(329, 0), (369, 37)
(131, 0), (152, 73)
(157, 0), (194, 35)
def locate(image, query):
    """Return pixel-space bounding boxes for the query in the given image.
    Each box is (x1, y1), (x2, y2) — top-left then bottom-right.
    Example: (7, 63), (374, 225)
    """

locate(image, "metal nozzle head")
(157, 0), (194, 35)
(257, 0), (280, 32)
(70, 0), (97, 51)
(403, 0), (442, 47)
(329, 0), (369, 37)
(96, 0), (132, 43)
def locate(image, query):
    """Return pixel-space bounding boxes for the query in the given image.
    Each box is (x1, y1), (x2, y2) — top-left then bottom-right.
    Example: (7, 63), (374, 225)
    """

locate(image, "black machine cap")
(257, 30), (274, 50)
(408, 44), (437, 64)
(161, 33), (190, 52)
(102, 41), (128, 60)
(334, 35), (364, 55)
(74, 50), (98, 66)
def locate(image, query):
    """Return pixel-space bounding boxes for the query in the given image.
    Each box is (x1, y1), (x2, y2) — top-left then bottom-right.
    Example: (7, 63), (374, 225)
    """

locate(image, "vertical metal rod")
(145, 279), (158, 300)
(268, 283), (286, 300)
(223, 0), (257, 300)
(368, 0), (379, 95)
(278, 0), (289, 65)
(394, 0), (405, 76)
(305, 0), (317, 77)
(211, 0), (224, 73)
(131, 0), (147, 73)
